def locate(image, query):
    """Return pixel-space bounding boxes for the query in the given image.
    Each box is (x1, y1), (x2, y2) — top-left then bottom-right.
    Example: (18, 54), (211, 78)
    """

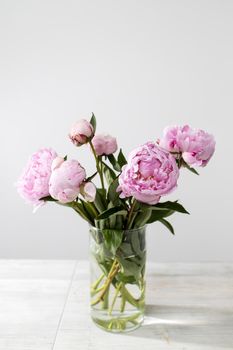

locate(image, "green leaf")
(64, 155), (67, 161)
(86, 171), (97, 182)
(155, 201), (189, 214)
(147, 209), (174, 224)
(117, 149), (127, 168)
(182, 160), (199, 175)
(131, 232), (143, 257)
(115, 215), (124, 229)
(116, 245), (146, 282)
(107, 154), (121, 172)
(102, 161), (117, 185)
(159, 218), (175, 235)
(90, 113), (96, 133)
(186, 165), (199, 175)
(97, 206), (127, 220)
(107, 202), (117, 228)
(139, 202), (168, 211)
(102, 229), (123, 255)
(94, 188), (106, 212)
(107, 178), (120, 205)
(116, 228), (146, 283)
(117, 258), (141, 279)
(133, 208), (152, 228)
(70, 202), (94, 224)
(79, 199), (98, 222)
(116, 273), (137, 284)
(79, 201), (95, 224)
(117, 242), (134, 257)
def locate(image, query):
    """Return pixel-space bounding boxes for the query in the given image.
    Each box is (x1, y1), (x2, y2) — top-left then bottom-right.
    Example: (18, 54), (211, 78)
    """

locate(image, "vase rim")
(89, 225), (147, 232)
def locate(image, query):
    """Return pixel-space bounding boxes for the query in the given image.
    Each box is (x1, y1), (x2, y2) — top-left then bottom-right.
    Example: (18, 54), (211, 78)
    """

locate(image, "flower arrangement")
(17, 114), (215, 332)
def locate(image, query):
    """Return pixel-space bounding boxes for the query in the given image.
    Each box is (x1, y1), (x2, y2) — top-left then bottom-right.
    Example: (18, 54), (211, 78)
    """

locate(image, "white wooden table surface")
(0, 261), (232, 350)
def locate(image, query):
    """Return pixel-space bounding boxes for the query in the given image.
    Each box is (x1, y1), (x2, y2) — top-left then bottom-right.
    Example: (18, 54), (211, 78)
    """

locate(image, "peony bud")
(69, 119), (94, 146)
(80, 182), (96, 202)
(92, 134), (118, 156)
(51, 156), (65, 171)
(49, 159), (86, 203)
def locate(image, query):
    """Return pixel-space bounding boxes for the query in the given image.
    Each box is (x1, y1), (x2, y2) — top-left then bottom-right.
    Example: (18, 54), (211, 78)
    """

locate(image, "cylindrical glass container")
(89, 225), (146, 332)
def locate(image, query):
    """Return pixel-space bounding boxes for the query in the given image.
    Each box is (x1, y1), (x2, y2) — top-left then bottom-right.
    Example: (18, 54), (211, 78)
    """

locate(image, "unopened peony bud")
(69, 119), (94, 146)
(92, 134), (117, 156)
(80, 182), (96, 202)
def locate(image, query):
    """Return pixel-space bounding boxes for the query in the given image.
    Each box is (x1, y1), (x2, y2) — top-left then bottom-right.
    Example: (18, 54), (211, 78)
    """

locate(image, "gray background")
(0, 0), (232, 261)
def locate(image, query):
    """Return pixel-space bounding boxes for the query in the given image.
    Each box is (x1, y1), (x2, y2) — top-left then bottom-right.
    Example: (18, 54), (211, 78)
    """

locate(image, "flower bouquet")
(17, 114), (215, 332)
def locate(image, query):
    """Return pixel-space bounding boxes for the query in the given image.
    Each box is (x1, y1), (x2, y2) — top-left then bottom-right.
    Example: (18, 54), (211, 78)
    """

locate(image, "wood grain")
(0, 260), (76, 350)
(1, 261), (233, 350)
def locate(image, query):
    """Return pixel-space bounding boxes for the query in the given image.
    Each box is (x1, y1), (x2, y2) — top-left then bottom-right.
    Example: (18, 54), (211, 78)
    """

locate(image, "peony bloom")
(69, 119), (94, 146)
(159, 125), (215, 167)
(159, 125), (191, 153)
(49, 158), (86, 203)
(51, 156), (65, 171)
(80, 182), (96, 202)
(17, 148), (57, 206)
(92, 134), (118, 156)
(117, 142), (179, 205)
(182, 129), (215, 167)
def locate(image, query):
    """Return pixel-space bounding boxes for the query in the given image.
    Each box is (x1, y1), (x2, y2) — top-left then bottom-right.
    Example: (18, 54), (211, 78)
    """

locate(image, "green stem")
(126, 199), (137, 229)
(91, 273), (104, 290)
(91, 255), (145, 311)
(120, 284), (126, 312)
(93, 311), (141, 331)
(108, 282), (122, 315)
(120, 284), (140, 308)
(89, 141), (105, 191)
(89, 202), (99, 217)
(91, 259), (119, 306)
(91, 285), (105, 297)
(80, 198), (99, 218)
(62, 201), (93, 225)
(102, 286), (109, 309)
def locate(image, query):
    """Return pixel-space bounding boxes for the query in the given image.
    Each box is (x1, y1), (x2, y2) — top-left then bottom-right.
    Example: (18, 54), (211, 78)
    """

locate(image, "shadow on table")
(126, 304), (233, 348)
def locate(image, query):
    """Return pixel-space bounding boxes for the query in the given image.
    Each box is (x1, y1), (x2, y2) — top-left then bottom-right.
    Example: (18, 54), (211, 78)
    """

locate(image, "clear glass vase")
(89, 225), (146, 333)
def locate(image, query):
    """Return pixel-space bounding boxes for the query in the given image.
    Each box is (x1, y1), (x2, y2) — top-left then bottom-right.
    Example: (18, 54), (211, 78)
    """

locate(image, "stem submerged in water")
(90, 225), (146, 332)
(108, 282), (122, 315)
(91, 259), (120, 306)
(91, 258), (144, 311)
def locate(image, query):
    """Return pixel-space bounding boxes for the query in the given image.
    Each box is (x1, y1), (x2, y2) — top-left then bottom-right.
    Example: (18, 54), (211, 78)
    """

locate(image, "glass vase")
(89, 225), (146, 333)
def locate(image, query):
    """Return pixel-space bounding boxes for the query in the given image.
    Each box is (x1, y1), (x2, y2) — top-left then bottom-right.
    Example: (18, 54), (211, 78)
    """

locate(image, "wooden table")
(0, 260), (232, 350)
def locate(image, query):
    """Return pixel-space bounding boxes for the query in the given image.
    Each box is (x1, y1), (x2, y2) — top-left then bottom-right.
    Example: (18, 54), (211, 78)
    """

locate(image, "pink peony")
(117, 142), (179, 205)
(92, 134), (118, 156)
(51, 156), (65, 170)
(69, 119), (94, 146)
(49, 158), (86, 203)
(182, 129), (215, 167)
(159, 125), (191, 153)
(159, 125), (215, 167)
(80, 182), (96, 202)
(17, 148), (57, 206)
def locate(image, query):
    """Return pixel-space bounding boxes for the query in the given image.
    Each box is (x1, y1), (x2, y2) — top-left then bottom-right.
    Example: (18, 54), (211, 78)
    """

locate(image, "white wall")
(0, 0), (232, 261)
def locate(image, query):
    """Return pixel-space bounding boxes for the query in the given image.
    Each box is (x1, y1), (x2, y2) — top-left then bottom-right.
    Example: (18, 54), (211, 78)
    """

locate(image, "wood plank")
(0, 260), (76, 350)
(53, 262), (233, 350)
